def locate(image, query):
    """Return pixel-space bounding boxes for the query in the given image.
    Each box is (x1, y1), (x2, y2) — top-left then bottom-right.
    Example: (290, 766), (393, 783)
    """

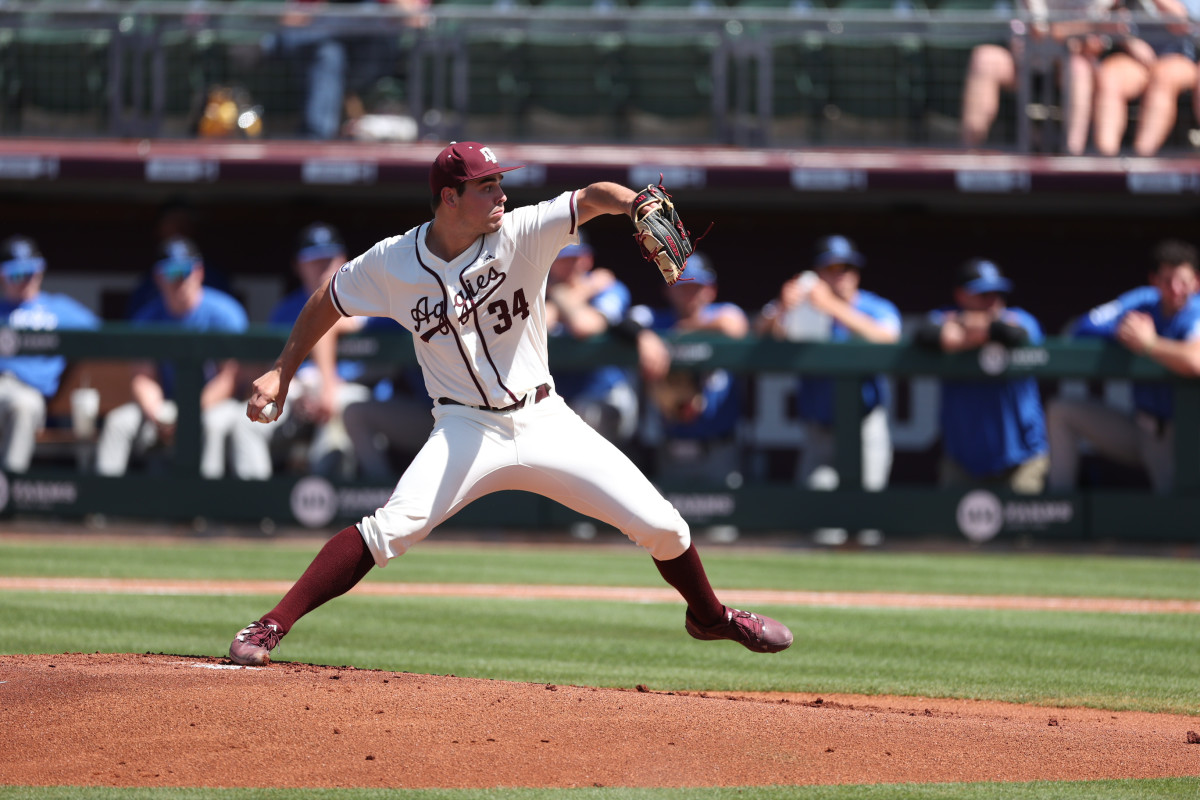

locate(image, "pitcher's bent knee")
(356, 504), (434, 566)
(626, 506), (690, 561)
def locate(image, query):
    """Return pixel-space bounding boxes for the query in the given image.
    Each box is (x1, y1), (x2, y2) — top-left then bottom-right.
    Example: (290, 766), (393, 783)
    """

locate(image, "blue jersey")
(796, 290), (900, 426)
(1072, 286), (1200, 420)
(270, 287), (371, 384)
(0, 292), (99, 397)
(632, 302), (746, 440)
(551, 279), (632, 401)
(930, 306), (1047, 477)
(132, 287), (248, 398)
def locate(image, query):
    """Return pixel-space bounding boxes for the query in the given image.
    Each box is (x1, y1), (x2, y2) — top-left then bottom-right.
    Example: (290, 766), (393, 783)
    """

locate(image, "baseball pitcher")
(229, 142), (792, 666)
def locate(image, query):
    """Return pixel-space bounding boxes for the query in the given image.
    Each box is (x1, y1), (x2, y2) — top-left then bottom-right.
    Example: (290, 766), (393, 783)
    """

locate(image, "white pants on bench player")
(0, 373), (46, 472)
(95, 398), (275, 479)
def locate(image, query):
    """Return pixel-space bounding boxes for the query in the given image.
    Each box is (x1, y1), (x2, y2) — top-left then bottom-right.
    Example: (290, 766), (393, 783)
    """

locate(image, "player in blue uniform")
(546, 239), (639, 447)
(629, 254), (748, 489)
(0, 236), (100, 472)
(915, 259), (1049, 493)
(95, 237), (273, 479)
(269, 223), (384, 477)
(1048, 239), (1200, 494)
(757, 236), (900, 544)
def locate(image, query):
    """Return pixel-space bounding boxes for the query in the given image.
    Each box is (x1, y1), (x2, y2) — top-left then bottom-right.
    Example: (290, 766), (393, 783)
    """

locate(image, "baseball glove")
(631, 179), (709, 286)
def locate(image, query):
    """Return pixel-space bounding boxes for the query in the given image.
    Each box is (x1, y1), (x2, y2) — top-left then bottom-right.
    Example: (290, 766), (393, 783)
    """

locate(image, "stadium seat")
(634, 0), (723, 9)
(519, 32), (624, 141)
(455, 26), (528, 140)
(920, 0), (1014, 144)
(7, 23), (113, 135)
(616, 30), (724, 142)
(763, 33), (830, 143)
(730, 0), (826, 11)
(814, 0), (926, 145)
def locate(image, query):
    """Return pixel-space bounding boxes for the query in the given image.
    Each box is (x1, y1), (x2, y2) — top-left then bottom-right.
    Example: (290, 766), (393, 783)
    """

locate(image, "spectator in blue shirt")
(1048, 239), (1200, 494)
(915, 259), (1049, 493)
(546, 239), (639, 447)
(95, 237), (272, 479)
(0, 235), (99, 472)
(630, 253), (748, 490)
(757, 235), (901, 494)
(268, 222), (383, 477)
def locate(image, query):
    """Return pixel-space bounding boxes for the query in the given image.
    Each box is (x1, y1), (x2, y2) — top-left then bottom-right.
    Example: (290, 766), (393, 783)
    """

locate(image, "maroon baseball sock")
(262, 524), (376, 634)
(653, 543), (724, 625)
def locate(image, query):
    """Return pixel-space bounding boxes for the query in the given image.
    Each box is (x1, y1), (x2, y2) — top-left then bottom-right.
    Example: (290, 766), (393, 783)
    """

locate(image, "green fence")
(2, 325), (1197, 543)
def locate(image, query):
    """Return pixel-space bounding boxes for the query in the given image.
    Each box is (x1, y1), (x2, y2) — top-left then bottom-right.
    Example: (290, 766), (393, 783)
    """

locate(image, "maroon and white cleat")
(685, 607), (793, 653)
(229, 620), (284, 666)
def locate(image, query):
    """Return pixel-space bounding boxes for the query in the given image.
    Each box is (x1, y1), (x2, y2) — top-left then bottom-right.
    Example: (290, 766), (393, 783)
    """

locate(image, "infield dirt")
(2, 651), (1199, 789)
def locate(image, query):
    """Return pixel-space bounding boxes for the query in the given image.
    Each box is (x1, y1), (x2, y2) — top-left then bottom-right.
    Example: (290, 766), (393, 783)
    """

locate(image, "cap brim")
(814, 253), (865, 269)
(962, 277), (1013, 294)
(1, 258), (45, 279)
(297, 243), (344, 262)
(472, 164), (524, 181)
(155, 258), (199, 279)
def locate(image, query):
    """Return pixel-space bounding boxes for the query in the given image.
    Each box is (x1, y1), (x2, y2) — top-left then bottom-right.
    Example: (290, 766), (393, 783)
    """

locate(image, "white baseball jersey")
(329, 191), (582, 408)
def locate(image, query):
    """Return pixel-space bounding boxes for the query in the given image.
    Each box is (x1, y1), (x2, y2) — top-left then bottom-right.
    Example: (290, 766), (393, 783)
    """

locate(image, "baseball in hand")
(257, 402), (279, 423)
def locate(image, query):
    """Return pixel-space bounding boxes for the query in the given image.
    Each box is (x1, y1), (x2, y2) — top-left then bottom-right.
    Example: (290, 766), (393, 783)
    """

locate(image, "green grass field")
(2, 536), (1199, 799)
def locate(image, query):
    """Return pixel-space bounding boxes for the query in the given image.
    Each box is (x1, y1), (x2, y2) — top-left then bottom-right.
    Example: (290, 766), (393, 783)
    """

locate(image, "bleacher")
(0, 0), (1194, 152)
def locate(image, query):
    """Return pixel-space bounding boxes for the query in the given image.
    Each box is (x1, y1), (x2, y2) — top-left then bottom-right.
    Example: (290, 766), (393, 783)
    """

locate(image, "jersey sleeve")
(55, 295), (101, 330)
(1072, 287), (1156, 338)
(1004, 308), (1044, 344)
(329, 239), (394, 319)
(592, 281), (631, 324)
(213, 294), (249, 333)
(871, 297), (902, 335)
(504, 192), (580, 278)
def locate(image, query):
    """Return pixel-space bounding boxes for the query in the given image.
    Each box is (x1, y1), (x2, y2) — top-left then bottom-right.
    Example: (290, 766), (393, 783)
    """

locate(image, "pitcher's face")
(460, 175), (508, 235)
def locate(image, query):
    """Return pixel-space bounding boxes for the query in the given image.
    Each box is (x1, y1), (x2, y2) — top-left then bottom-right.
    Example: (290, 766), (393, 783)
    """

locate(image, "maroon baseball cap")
(429, 142), (524, 197)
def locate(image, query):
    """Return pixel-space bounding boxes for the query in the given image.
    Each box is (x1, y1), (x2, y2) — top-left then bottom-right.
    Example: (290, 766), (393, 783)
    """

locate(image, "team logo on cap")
(479, 147), (499, 164)
(976, 261), (1001, 282)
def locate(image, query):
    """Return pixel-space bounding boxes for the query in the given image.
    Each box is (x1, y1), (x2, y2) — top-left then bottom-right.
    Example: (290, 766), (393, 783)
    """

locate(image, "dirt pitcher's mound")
(2, 652), (1198, 789)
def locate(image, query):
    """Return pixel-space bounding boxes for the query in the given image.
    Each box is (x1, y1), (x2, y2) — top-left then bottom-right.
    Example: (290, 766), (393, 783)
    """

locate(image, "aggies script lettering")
(412, 263), (529, 342)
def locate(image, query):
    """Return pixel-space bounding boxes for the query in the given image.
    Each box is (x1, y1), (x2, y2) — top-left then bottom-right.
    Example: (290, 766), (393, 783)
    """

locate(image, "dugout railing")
(0, 1), (1195, 152)
(1, 325), (1197, 544)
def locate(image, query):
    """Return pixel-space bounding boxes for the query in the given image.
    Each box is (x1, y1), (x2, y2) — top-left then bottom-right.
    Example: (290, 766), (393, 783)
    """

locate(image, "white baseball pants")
(796, 405), (893, 491)
(0, 373), (47, 472)
(1046, 397), (1176, 494)
(95, 398), (274, 479)
(357, 392), (691, 564)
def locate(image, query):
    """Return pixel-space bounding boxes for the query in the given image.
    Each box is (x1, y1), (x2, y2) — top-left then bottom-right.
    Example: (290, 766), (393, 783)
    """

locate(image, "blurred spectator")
(914, 259), (1049, 493)
(960, 0), (1118, 154)
(95, 237), (273, 479)
(545, 239), (639, 447)
(1047, 239), (1200, 494)
(339, 330), (431, 481)
(262, 0), (430, 140)
(0, 236), (99, 473)
(126, 198), (235, 316)
(757, 236), (901, 489)
(1091, 0), (1197, 156)
(267, 222), (377, 477)
(629, 253), (748, 490)
(756, 235), (900, 545)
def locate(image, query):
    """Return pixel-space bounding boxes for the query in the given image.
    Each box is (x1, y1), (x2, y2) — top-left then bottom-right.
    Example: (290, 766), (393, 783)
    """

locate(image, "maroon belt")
(438, 383), (550, 413)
